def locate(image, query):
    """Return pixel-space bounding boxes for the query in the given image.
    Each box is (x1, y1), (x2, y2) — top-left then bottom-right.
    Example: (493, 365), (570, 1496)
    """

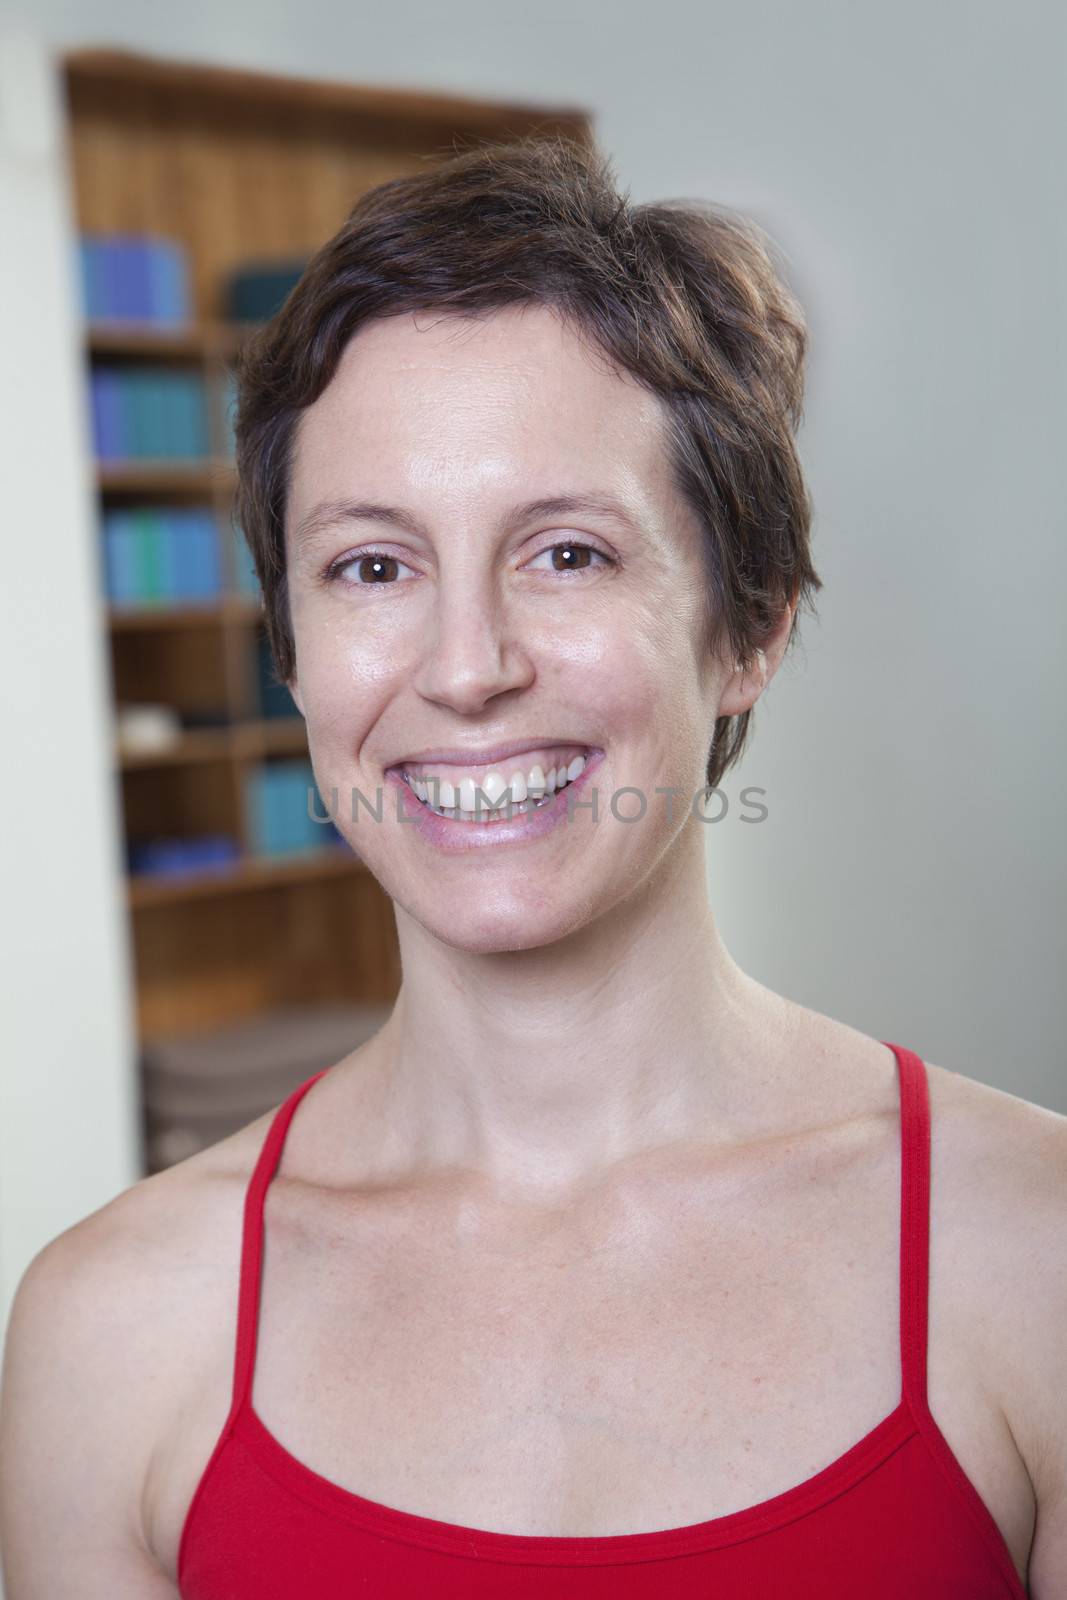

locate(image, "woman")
(1, 136), (1061, 1597)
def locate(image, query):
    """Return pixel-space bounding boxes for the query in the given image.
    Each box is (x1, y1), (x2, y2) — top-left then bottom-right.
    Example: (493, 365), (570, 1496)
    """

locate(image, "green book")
(131, 507), (164, 603)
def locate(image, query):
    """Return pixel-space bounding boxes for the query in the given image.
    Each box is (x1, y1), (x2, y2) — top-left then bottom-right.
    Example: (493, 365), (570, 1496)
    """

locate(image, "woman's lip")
(386, 740), (599, 773)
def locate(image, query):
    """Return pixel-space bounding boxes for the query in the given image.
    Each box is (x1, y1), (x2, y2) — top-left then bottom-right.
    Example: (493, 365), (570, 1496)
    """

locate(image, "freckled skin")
(285, 303), (785, 960)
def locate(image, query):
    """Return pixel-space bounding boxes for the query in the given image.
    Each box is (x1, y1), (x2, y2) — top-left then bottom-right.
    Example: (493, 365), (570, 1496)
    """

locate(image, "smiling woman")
(238, 136), (820, 808)
(1, 132), (1055, 1600)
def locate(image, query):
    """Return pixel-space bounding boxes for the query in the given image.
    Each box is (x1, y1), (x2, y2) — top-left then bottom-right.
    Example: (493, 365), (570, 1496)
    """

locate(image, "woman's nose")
(411, 585), (535, 714)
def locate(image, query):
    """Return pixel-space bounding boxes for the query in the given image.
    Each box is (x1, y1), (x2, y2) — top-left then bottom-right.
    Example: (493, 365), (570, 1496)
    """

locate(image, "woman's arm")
(0, 1215), (180, 1597)
(1016, 1113), (1067, 1596)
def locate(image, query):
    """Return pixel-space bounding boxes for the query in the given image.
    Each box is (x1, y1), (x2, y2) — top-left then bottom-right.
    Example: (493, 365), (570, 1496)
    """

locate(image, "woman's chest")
(151, 1137), (1027, 1586)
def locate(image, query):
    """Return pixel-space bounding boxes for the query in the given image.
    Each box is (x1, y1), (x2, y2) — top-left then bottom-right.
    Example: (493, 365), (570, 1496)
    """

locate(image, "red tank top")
(177, 1041), (1027, 1597)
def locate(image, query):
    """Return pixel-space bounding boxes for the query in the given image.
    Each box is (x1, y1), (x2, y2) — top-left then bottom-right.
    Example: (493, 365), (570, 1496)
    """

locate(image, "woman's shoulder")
(3, 1103), (278, 1419)
(920, 1053), (1067, 1531)
(0, 1104), (280, 1587)
(921, 1051), (1067, 1183)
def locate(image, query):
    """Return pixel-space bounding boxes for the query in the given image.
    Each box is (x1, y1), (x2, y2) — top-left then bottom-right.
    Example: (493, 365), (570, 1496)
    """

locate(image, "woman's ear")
(717, 599), (795, 719)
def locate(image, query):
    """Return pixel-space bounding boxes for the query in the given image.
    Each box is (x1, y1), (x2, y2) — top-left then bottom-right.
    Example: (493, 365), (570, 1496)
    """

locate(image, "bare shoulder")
(923, 1058), (1067, 1250)
(923, 1057), (1067, 1329)
(924, 1058), (1067, 1591)
(0, 1113), (271, 1596)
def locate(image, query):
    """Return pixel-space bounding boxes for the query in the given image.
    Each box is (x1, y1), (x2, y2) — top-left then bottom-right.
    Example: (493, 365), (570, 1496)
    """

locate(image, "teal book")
(186, 373), (210, 459)
(246, 764), (284, 857)
(146, 371), (170, 458)
(276, 761), (311, 853)
(131, 507), (164, 603)
(126, 370), (153, 459)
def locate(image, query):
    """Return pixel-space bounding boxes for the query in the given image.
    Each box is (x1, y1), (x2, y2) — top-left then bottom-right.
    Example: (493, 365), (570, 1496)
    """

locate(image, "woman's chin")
(401, 894), (589, 956)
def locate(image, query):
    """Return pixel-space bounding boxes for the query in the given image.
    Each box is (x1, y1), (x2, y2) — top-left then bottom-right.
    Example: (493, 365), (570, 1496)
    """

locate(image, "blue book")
(77, 239), (100, 319)
(244, 767), (267, 855)
(106, 238), (140, 320)
(147, 240), (191, 326)
(88, 368), (108, 457)
(127, 240), (154, 320)
(113, 237), (152, 321)
(96, 239), (118, 319)
(246, 766), (281, 856)
(165, 511), (193, 602)
(103, 510), (137, 605)
(182, 836), (239, 873)
(90, 367), (124, 460)
(278, 762), (309, 852)
(156, 511), (180, 603)
(301, 766), (334, 850)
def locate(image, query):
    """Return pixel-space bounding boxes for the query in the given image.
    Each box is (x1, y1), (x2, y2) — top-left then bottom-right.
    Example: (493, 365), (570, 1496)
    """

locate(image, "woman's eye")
(526, 542), (613, 575)
(329, 552), (417, 586)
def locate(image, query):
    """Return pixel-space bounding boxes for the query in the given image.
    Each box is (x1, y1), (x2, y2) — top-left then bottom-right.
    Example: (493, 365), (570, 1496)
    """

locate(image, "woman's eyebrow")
(291, 491), (643, 552)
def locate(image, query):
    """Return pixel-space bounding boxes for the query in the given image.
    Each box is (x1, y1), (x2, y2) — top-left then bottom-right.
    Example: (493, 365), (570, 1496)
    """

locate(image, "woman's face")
(285, 302), (727, 953)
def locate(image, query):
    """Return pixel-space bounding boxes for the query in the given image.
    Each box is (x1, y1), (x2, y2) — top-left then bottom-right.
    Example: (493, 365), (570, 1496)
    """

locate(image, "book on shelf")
(89, 366), (210, 461)
(245, 758), (345, 857)
(102, 507), (221, 607)
(77, 233), (192, 327)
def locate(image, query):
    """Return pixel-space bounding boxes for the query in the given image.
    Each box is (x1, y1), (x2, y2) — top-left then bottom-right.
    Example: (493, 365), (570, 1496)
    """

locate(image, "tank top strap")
(229, 1067), (332, 1415)
(883, 1040), (932, 1410)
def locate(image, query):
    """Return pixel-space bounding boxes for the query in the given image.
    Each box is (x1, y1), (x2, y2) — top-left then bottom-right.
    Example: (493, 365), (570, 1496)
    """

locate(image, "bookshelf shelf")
(128, 847), (363, 909)
(87, 321), (253, 359)
(116, 718), (308, 768)
(106, 596), (262, 630)
(117, 729), (232, 767)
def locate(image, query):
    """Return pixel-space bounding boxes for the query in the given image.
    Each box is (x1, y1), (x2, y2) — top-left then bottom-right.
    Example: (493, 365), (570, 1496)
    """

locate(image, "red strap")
(230, 1068), (332, 1415)
(883, 1041), (931, 1409)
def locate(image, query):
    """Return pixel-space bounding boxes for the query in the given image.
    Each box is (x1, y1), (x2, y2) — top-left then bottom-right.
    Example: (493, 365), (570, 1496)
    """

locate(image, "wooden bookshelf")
(61, 46), (593, 1094)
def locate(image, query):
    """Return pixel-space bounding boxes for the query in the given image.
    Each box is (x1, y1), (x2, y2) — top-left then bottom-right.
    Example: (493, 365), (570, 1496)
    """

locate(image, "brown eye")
(356, 555), (400, 583)
(327, 551), (417, 587)
(528, 542), (613, 575)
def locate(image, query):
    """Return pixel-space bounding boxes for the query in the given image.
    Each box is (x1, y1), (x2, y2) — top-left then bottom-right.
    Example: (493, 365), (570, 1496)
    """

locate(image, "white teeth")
(403, 751), (588, 822)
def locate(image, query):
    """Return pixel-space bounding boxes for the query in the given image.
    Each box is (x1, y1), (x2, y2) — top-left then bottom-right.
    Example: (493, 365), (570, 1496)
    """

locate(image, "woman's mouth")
(382, 746), (604, 852)
(399, 748), (589, 822)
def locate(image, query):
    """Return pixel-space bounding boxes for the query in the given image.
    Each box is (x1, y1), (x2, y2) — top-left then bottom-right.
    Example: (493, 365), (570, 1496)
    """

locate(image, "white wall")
(0, 26), (141, 1345)
(0, 0), (1061, 1335)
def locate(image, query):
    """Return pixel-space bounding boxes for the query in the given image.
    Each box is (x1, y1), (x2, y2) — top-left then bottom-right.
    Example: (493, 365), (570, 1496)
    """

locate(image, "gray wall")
(2, 0), (1063, 1332)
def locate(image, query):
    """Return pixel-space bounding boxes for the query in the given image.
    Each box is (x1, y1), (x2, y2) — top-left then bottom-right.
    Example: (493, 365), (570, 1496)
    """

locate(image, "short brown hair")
(232, 134), (821, 790)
